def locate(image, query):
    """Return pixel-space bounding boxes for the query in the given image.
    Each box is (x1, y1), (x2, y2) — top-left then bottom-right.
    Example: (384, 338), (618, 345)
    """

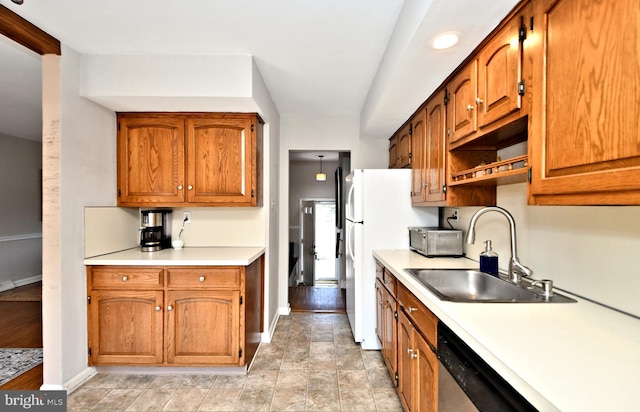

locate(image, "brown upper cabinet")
(412, 90), (449, 206)
(447, 2), (530, 150)
(117, 113), (263, 207)
(388, 123), (412, 169)
(528, 0), (640, 205)
(389, 135), (399, 168)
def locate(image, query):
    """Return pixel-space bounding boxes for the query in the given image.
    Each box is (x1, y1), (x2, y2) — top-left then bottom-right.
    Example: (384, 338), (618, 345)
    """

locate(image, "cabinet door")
(397, 123), (412, 168)
(166, 290), (241, 365)
(411, 109), (427, 204)
(389, 135), (399, 168)
(530, 0), (640, 204)
(117, 115), (185, 205)
(477, 14), (522, 129)
(186, 115), (257, 205)
(397, 310), (414, 412)
(382, 287), (398, 384)
(414, 332), (438, 412)
(88, 290), (164, 365)
(375, 279), (384, 346)
(425, 90), (447, 204)
(447, 61), (477, 144)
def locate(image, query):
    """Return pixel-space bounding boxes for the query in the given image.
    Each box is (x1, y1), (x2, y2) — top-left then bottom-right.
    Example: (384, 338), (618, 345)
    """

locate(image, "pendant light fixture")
(315, 155), (327, 182)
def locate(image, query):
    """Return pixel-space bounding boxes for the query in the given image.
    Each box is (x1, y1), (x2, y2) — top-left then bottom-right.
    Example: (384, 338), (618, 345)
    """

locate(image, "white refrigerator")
(345, 169), (438, 349)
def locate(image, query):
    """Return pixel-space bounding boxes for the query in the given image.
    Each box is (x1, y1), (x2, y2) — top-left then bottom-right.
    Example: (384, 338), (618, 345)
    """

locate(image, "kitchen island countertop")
(84, 247), (265, 266)
(373, 249), (640, 412)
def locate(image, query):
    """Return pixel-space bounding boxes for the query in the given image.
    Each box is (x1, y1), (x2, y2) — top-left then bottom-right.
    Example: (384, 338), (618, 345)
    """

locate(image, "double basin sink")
(404, 268), (576, 303)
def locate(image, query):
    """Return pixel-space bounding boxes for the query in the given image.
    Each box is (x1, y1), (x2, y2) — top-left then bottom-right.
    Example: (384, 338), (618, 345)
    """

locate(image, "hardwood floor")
(288, 285), (346, 312)
(0, 285), (43, 389)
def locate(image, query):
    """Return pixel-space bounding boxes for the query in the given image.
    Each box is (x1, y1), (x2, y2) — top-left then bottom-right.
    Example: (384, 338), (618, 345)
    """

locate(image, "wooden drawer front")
(167, 267), (241, 289)
(90, 267), (163, 289)
(382, 269), (397, 297)
(398, 284), (437, 348)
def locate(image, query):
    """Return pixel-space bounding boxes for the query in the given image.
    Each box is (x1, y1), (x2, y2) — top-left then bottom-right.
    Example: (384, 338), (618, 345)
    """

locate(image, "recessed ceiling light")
(431, 32), (460, 50)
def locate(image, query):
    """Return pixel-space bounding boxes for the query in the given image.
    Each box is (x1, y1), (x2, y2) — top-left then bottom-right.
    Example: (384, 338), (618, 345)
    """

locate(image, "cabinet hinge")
(117, 189), (121, 198)
(518, 80), (526, 96)
(87, 296), (91, 305)
(251, 124), (255, 132)
(394, 310), (398, 320)
(239, 348), (243, 358)
(88, 347), (92, 357)
(444, 89), (450, 106)
(530, 16), (534, 32)
(117, 122), (121, 131)
(442, 185), (447, 194)
(394, 372), (399, 382)
(409, 125), (413, 135)
(528, 167), (532, 183)
(251, 189), (255, 198)
(408, 152), (412, 159)
(240, 296), (243, 305)
(519, 22), (527, 42)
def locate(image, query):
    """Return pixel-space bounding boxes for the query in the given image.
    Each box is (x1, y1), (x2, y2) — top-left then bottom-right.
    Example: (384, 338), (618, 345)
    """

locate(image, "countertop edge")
(83, 247), (266, 266)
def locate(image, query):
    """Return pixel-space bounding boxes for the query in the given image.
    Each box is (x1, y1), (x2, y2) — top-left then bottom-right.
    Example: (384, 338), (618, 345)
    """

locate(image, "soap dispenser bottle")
(480, 240), (499, 276)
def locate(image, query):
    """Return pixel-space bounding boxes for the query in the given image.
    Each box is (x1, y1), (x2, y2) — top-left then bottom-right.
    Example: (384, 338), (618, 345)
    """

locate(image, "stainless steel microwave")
(409, 227), (464, 257)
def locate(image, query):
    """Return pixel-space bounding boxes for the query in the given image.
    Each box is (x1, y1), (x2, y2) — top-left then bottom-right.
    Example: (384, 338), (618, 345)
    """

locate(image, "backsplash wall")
(447, 183), (640, 318)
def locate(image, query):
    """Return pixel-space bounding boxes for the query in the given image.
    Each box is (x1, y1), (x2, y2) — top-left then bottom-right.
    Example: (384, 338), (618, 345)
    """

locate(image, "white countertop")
(84, 247), (265, 266)
(373, 250), (640, 412)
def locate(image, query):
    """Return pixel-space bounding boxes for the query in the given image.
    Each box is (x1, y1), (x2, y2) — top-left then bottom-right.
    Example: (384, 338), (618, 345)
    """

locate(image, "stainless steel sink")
(404, 268), (576, 303)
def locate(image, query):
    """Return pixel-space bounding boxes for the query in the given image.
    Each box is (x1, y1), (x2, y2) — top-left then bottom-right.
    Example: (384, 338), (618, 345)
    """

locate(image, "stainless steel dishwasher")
(437, 322), (538, 412)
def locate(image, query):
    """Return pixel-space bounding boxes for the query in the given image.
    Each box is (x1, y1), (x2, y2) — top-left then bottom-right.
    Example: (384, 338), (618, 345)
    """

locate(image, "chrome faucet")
(465, 206), (533, 283)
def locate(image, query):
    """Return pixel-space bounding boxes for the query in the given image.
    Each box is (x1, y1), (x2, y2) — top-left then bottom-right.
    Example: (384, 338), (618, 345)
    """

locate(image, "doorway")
(300, 200), (337, 287)
(288, 151), (349, 312)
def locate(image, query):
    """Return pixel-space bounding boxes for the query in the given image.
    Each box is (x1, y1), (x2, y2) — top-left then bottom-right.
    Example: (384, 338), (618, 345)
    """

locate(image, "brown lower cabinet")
(376, 259), (439, 412)
(86, 257), (263, 367)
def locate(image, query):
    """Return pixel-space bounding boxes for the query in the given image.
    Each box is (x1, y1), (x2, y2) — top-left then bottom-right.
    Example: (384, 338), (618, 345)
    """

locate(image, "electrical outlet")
(183, 211), (191, 224)
(450, 208), (459, 222)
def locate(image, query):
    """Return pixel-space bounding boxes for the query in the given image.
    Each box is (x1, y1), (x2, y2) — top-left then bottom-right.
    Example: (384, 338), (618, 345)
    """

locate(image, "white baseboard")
(0, 275), (42, 292)
(279, 304), (291, 316)
(262, 310), (283, 343)
(40, 384), (65, 391)
(64, 367), (97, 394)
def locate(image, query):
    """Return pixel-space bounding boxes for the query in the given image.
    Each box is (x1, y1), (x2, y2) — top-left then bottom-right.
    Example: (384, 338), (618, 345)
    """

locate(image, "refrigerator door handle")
(346, 183), (356, 222)
(347, 223), (356, 262)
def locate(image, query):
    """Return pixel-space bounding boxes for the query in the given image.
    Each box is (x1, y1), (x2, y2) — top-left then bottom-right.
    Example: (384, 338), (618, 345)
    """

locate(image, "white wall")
(0, 134), (42, 289)
(447, 183), (640, 317)
(277, 115), (388, 313)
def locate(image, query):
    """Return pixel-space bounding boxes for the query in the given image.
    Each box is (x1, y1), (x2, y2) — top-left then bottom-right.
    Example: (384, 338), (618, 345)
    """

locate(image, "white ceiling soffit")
(361, 0), (521, 140)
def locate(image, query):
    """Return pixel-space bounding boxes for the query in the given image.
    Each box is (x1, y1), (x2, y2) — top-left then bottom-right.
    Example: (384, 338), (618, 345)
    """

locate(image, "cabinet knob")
(187, 185), (193, 190)
(466, 104), (474, 111)
(199, 276), (205, 283)
(155, 306), (161, 312)
(177, 185), (183, 190)
(476, 97), (484, 105)
(407, 306), (417, 313)
(167, 305), (173, 311)
(122, 276), (128, 282)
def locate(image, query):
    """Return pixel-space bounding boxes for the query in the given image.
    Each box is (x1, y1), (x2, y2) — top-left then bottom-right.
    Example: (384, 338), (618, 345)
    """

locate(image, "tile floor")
(68, 313), (402, 411)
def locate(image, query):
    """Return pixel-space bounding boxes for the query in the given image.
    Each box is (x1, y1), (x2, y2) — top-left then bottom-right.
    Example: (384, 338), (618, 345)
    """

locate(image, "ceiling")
(0, 0), (520, 144)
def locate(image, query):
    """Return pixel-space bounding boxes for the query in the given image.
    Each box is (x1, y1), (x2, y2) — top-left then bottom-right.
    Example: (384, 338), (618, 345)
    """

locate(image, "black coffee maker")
(140, 210), (172, 252)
